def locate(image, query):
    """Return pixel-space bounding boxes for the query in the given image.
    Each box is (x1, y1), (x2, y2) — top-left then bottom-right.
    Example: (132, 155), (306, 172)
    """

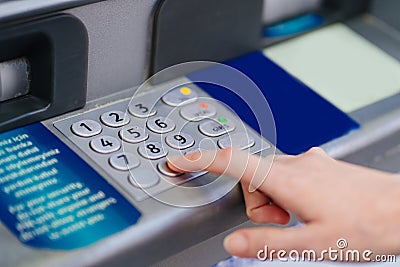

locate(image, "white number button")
(138, 141), (168, 160)
(147, 116), (175, 134)
(90, 135), (121, 154)
(119, 126), (149, 143)
(71, 119), (102, 137)
(100, 111), (130, 128)
(109, 152), (140, 171)
(128, 103), (157, 118)
(165, 132), (195, 150)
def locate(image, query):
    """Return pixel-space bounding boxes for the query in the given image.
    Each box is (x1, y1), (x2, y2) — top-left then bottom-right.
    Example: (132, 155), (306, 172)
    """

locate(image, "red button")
(199, 102), (209, 109)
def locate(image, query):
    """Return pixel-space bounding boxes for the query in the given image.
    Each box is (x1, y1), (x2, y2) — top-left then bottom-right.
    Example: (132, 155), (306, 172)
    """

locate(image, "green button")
(218, 117), (228, 124)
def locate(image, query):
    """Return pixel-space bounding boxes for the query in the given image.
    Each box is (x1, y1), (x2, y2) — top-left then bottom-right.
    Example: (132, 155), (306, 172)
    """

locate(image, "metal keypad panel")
(53, 85), (272, 201)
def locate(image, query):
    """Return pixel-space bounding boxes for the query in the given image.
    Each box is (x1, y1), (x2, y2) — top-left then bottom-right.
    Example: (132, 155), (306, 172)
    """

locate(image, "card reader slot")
(0, 14), (88, 132)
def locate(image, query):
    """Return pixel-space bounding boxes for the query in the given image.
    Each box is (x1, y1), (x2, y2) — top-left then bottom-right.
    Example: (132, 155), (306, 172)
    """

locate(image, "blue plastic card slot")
(263, 14), (324, 37)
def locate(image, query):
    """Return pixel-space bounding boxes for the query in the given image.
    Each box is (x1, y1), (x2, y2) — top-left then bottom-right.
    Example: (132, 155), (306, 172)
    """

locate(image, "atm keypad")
(54, 86), (270, 201)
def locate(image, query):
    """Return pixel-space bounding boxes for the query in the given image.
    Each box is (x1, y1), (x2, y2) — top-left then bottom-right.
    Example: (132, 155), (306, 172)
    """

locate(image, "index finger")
(167, 148), (275, 193)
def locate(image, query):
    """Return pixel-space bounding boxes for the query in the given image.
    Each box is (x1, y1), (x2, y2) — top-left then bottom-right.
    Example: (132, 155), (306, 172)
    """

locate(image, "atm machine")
(0, 0), (400, 266)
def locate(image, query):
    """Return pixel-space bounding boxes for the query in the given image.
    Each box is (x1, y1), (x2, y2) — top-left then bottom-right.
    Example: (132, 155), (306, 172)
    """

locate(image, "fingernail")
(223, 233), (248, 254)
(166, 157), (182, 171)
(248, 183), (257, 193)
(166, 155), (180, 163)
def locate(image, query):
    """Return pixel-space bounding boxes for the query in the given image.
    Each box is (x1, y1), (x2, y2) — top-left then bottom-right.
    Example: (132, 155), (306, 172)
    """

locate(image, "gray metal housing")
(0, 1), (400, 266)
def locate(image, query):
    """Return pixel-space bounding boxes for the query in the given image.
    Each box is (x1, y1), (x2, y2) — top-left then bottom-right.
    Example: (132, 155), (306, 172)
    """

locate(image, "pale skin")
(167, 147), (400, 260)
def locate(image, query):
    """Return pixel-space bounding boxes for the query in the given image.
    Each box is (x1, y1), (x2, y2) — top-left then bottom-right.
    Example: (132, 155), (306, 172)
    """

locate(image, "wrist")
(381, 176), (400, 254)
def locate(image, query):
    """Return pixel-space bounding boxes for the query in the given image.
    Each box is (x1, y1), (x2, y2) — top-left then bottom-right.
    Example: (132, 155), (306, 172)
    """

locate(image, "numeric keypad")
(54, 86), (269, 202)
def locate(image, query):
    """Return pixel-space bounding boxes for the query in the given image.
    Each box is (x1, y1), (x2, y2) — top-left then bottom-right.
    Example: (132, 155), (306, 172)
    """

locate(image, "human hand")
(167, 147), (400, 260)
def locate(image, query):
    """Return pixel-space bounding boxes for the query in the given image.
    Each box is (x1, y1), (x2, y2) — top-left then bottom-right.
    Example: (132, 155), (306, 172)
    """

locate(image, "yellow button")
(180, 87), (191, 95)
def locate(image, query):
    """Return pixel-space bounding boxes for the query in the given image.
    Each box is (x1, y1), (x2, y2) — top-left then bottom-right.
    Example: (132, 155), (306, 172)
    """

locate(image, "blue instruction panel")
(0, 123), (141, 250)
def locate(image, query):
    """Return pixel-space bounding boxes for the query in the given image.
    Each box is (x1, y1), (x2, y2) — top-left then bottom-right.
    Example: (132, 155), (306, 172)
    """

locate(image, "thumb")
(223, 226), (316, 259)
